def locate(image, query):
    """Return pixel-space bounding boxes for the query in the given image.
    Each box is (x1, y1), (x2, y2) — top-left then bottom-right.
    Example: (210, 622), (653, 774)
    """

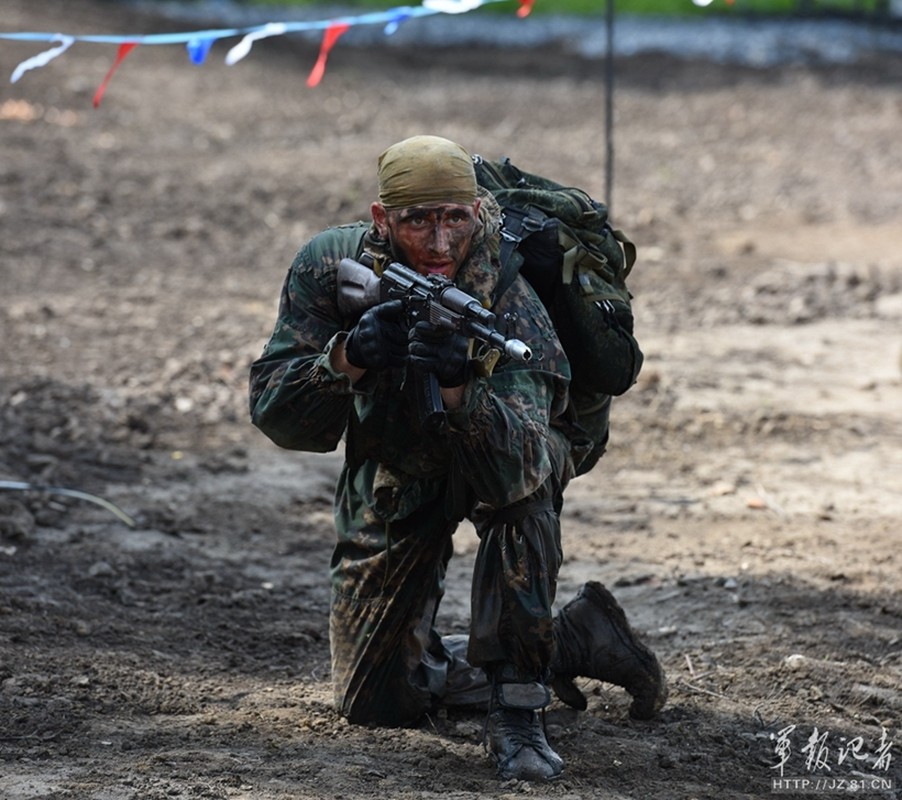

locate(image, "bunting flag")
(225, 22), (288, 66)
(186, 36), (215, 66)
(92, 41), (138, 108)
(306, 23), (351, 88)
(0, 0), (537, 105)
(10, 33), (74, 82)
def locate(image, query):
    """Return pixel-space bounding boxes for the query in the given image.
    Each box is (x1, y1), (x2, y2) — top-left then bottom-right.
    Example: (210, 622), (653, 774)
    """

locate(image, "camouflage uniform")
(249, 193), (576, 726)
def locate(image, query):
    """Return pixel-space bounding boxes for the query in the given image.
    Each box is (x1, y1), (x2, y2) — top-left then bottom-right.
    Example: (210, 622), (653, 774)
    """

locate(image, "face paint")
(385, 203), (480, 281)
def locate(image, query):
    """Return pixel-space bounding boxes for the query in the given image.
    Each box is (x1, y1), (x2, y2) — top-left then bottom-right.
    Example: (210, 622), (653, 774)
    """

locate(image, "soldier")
(249, 135), (666, 781)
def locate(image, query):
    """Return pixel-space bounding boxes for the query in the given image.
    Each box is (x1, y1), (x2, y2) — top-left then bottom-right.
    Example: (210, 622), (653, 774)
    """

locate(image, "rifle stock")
(336, 258), (383, 317)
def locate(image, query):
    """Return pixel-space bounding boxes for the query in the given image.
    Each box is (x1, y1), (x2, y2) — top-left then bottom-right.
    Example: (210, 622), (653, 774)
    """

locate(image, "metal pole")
(605, 0), (615, 210)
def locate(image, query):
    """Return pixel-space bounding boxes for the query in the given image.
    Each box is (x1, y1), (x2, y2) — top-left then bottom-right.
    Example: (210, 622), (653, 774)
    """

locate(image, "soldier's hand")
(408, 321), (470, 388)
(345, 300), (408, 370)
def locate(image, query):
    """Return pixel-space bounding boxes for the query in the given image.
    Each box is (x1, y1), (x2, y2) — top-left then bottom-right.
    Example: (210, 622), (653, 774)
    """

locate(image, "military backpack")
(473, 155), (643, 475)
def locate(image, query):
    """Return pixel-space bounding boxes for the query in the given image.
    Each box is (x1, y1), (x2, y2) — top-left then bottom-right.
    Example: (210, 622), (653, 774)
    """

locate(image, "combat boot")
(485, 681), (563, 782)
(551, 581), (667, 720)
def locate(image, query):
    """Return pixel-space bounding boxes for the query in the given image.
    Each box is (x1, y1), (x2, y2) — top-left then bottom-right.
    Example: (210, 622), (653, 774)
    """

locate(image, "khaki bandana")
(377, 135), (477, 210)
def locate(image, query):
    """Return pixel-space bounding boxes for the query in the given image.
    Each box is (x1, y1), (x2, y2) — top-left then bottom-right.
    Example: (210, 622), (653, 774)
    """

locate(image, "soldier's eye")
(400, 213), (430, 227)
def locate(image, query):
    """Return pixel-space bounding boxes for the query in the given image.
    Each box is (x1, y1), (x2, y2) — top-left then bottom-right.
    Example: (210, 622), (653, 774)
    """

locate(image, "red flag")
(306, 23), (350, 88)
(93, 42), (138, 108)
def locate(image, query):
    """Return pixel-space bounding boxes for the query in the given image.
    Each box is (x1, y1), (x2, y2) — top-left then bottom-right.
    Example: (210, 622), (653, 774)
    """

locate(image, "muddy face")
(374, 202), (481, 280)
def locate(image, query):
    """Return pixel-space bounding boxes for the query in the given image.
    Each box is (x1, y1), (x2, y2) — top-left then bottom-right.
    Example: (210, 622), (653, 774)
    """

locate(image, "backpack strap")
(492, 205), (549, 305)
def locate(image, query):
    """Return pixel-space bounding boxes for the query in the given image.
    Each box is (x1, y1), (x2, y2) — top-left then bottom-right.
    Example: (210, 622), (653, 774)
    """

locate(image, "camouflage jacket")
(249, 195), (572, 520)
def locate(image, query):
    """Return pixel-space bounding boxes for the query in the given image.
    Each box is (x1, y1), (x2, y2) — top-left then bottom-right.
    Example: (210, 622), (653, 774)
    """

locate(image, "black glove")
(344, 300), (408, 370)
(408, 321), (470, 388)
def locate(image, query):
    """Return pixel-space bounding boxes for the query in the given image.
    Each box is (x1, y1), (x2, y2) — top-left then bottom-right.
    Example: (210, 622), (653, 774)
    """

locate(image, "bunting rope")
(1, 0), (533, 104)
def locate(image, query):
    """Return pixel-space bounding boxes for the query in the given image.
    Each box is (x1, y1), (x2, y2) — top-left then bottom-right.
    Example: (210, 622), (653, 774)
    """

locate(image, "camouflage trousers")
(329, 462), (565, 727)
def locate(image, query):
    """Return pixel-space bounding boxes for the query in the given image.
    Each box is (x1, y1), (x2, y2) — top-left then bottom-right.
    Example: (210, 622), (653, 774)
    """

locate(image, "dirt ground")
(1, 2), (901, 798)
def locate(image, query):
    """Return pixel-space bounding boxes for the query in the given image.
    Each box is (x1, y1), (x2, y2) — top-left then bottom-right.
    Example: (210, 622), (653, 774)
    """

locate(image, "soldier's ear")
(371, 203), (389, 238)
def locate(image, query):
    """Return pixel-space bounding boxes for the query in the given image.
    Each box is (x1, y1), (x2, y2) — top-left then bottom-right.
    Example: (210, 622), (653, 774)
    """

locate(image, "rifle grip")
(420, 372), (445, 430)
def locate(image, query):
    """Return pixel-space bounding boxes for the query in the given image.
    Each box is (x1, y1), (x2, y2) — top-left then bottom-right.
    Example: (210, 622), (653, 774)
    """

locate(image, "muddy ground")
(1, 2), (901, 798)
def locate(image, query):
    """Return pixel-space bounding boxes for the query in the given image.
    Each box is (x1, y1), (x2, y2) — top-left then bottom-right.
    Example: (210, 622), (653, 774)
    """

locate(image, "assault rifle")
(337, 258), (532, 425)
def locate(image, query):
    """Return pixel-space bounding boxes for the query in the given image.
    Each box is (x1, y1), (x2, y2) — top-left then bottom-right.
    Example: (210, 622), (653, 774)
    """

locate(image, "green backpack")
(473, 155), (643, 475)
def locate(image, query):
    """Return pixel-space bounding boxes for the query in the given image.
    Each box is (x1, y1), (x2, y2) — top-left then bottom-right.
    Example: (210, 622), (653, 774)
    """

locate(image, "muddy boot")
(551, 581), (668, 720)
(485, 681), (563, 782)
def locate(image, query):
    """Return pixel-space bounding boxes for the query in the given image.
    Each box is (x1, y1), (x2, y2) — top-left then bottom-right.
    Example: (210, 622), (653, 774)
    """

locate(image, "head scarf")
(377, 135), (477, 209)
